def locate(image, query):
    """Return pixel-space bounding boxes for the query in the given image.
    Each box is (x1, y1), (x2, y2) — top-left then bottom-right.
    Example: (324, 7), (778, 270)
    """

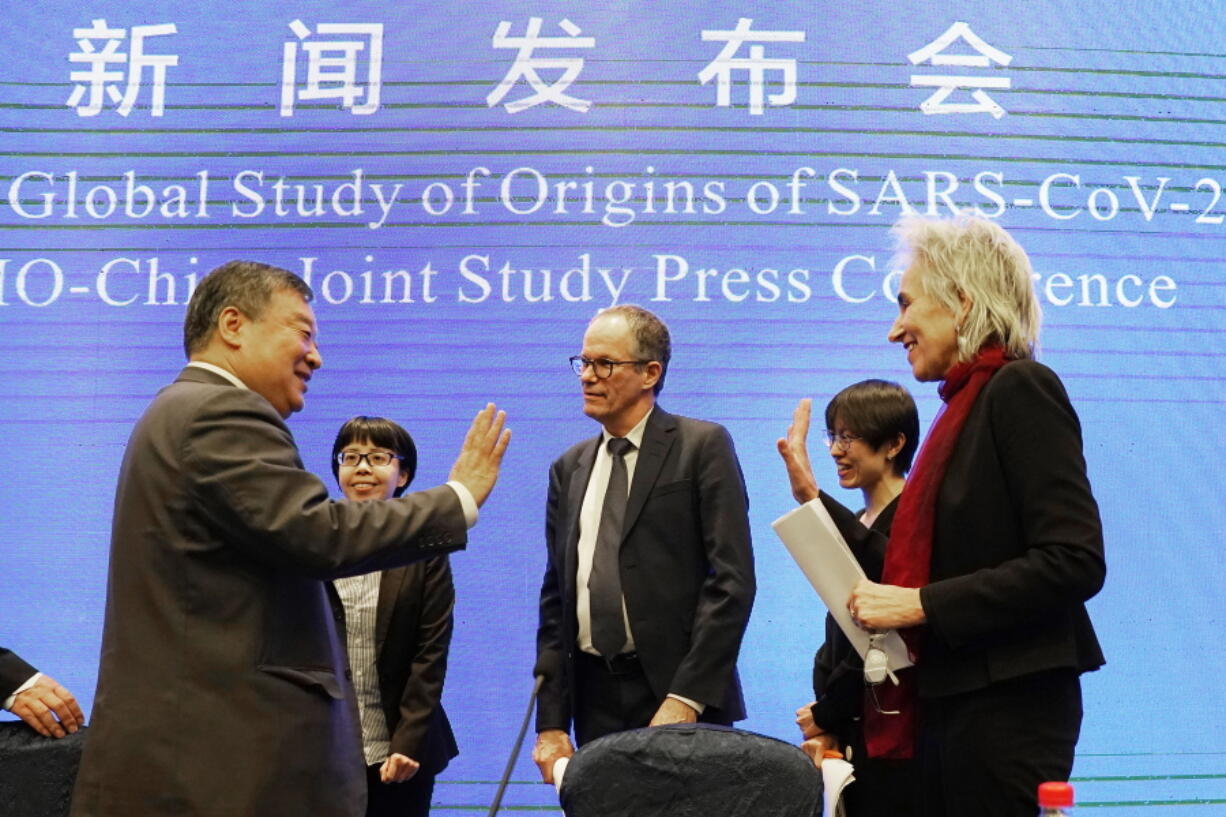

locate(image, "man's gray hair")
(183, 260), (313, 358)
(597, 304), (672, 394)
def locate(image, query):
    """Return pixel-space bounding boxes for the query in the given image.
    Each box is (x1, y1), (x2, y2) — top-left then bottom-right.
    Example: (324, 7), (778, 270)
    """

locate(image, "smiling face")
(888, 258), (962, 382)
(227, 287), (322, 418)
(577, 312), (660, 437)
(337, 439), (408, 501)
(828, 415), (897, 492)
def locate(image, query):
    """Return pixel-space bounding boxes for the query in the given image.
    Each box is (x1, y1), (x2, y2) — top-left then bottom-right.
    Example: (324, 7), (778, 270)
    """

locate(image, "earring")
(956, 329), (972, 358)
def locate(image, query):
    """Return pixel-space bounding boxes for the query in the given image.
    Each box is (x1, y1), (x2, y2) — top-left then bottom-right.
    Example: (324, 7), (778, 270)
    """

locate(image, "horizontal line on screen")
(4, 61), (1225, 84)
(7, 206), (1225, 231)
(2, 126), (1225, 150)
(1075, 773), (1226, 781)
(6, 106), (1226, 129)
(6, 65), (1226, 85)
(426, 805), (559, 811)
(1022, 45), (1226, 59)
(2, 240), (1225, 257)
(1, 387), (1220, 402)
(3, 56), (1224, 84)
(1079, 799), (1226, 807)
(3, 179), (1216, 200)
(3, 222), (1226, 243)
(4, 148), (1224, 172)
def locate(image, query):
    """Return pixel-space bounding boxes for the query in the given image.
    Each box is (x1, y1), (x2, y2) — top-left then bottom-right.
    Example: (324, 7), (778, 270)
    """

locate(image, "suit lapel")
(374, 569), (404, 657)
(563, 437), (600, 595)
(623, 407), (676, 541)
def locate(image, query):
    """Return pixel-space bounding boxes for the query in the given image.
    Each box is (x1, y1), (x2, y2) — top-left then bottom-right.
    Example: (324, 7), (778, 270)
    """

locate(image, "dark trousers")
(365, 763), (437, 817)
(572, 652), (732, 746)
(573, 652), (659, 746)
(917, 669), (1082, 817)
(842, 754), (919, 817)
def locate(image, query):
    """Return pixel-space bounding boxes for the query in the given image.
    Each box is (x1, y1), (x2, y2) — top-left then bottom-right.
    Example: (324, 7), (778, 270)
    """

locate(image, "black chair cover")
(560, 723), (822, 817)
(0, 721), (87, 817)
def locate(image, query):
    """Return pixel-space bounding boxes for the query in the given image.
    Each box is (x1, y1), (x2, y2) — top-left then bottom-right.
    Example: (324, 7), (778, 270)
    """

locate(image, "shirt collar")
(601, 406), (653, 450)
(185, 360), (248, 390)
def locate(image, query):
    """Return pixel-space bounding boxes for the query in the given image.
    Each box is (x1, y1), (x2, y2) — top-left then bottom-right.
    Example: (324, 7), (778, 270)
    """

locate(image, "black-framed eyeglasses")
(336, 450), (402, 468)
(569, 355), (649, 379)
(824, 430), (863, 451)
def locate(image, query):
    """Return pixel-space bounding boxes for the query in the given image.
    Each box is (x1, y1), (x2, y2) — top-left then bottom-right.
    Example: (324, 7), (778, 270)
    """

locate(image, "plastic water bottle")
(1038, 781), (1074, 816)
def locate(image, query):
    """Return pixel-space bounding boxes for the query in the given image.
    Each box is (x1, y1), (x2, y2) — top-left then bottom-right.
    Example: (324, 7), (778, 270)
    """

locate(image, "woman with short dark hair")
(331, 416), (458, 817)
(780, 380), (920, 816)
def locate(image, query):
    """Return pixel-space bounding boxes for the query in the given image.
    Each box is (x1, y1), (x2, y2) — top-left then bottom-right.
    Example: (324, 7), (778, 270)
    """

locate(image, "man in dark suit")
(70, 261), (509, 817)
(531, 305), (755, 782)
(1, 648), (83, 738)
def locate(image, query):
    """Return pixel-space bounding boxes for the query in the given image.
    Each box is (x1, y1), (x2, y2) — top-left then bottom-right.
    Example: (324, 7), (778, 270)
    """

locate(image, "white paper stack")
(771, 499), (912, 672)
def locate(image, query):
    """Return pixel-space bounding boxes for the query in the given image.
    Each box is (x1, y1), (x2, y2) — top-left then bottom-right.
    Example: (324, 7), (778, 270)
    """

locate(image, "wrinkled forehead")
(898, 256), (933, 297)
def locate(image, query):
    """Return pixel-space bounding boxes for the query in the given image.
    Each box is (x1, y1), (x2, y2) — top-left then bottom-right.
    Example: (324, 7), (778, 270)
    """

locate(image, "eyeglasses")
(336, 450), (402, 468)
(824, 430), (863, 451)
(569, 355), (648, 379)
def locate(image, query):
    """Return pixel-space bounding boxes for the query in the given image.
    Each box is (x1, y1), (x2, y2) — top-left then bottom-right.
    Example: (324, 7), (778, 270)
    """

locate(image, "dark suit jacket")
(535, 407), (756, 733)
(0, 648), (37, 701)
(372, 558), (459, 777)
(824, 360), (1106, 700)
(71, 367), (467, 817)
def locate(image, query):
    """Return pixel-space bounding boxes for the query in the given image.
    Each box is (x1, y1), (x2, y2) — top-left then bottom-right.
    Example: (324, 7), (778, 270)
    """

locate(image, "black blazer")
(373, 558), (458, 777)
(825, 360), (1106, 700)
(536, 407), (756, 732)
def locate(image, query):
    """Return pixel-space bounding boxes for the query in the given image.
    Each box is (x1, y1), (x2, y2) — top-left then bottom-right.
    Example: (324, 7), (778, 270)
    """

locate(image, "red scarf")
(863, 345), (1011, 759)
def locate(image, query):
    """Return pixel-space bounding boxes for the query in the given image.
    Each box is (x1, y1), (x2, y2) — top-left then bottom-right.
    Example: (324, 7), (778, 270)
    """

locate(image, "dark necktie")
(589, 436), (634, 658)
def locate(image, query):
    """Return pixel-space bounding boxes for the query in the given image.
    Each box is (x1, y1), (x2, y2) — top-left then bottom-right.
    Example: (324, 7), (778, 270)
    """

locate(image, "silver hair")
(891, 214), (1041, 362)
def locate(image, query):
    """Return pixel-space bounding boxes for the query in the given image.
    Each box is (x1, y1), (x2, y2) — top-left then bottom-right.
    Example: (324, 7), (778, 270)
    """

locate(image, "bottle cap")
(1038, 781), (1074, 808)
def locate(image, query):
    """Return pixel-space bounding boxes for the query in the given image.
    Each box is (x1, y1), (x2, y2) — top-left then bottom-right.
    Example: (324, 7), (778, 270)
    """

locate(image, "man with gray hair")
(71, 260), (509, 817)
(532, 305), (755, 782)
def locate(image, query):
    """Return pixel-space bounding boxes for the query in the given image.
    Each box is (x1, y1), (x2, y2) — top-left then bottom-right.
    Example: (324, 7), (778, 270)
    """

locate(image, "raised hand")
(776, 398), (820, 504)
(448, 403), (511, 506)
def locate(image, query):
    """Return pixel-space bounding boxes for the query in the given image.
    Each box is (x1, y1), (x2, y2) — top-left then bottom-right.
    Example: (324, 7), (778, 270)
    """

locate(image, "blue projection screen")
(2, 1), (1223, 813)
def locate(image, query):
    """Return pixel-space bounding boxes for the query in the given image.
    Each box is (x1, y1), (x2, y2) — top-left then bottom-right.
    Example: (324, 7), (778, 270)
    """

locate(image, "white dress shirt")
(575, 408), (702, 714)
(3, 673), (40, 710)
(575, 409), (652, 657)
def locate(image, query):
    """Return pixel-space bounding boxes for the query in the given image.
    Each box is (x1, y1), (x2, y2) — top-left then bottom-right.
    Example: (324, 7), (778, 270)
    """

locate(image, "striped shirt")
(335, 572), (391, 765)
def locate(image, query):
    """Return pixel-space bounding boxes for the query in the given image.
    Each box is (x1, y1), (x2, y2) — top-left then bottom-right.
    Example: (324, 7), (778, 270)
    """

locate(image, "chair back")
(560, 723), (822, 817)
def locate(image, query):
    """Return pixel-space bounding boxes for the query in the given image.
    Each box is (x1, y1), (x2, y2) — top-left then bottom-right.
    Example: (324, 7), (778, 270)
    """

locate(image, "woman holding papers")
(330, 416), (459, 817)
(784, 215), (1105, 817)
(780, 380), (920, 816)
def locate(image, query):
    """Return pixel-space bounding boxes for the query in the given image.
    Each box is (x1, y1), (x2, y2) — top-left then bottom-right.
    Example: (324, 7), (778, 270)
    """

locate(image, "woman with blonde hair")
(780, 215), (1105, 816)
